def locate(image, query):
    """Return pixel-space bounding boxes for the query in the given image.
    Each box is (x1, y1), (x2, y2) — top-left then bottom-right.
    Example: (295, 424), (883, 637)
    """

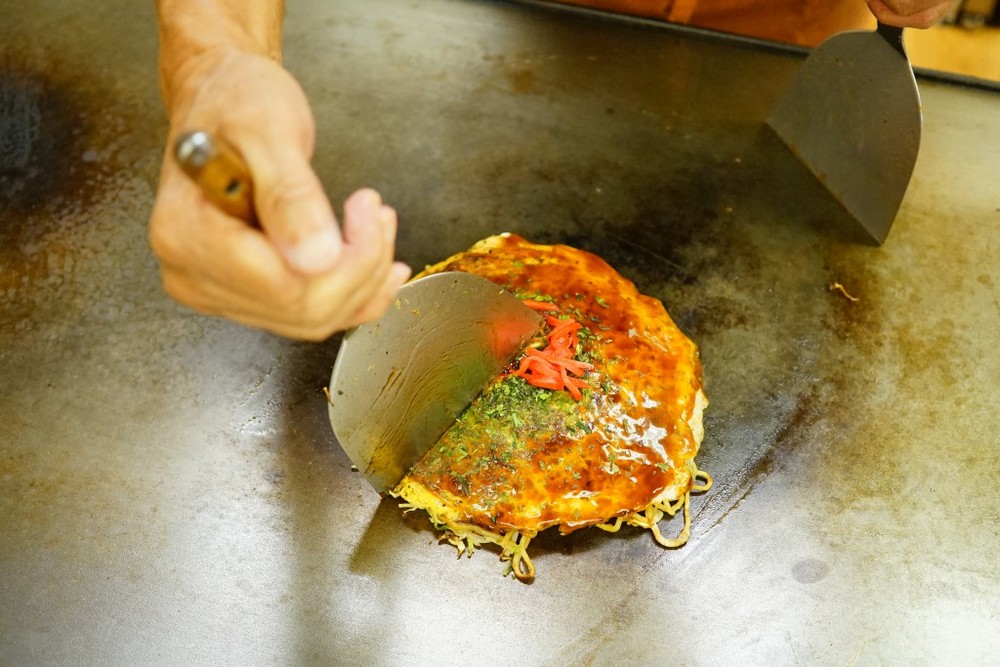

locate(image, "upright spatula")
(767, 22), (922, 244)
(328, 272), (542, 494)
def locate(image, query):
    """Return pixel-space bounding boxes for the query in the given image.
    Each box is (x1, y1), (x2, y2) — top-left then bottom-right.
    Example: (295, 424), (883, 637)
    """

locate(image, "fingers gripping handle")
(174, 130), (257, 225)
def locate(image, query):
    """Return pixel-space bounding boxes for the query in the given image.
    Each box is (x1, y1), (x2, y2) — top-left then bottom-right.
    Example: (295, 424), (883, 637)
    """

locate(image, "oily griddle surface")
(2, 0), (998, 664)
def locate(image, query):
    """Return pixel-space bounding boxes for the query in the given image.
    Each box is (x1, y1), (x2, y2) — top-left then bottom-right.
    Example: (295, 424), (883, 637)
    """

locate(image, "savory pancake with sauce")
(391, 234), (711, 581)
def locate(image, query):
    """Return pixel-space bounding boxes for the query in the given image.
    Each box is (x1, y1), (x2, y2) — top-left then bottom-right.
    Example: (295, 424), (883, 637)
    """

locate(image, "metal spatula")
(767, 22), (922, 244)
(173, 131), (543, 494)
(328, 272), (542, 493)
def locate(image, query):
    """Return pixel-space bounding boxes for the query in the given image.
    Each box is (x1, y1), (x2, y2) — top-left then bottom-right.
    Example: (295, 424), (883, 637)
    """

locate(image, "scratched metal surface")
(1, 0), (998, 663)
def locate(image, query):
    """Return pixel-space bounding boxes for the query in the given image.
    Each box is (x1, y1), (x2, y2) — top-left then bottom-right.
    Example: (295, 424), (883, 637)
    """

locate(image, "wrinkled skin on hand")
(150, 48), (410, 340)
(866, 0), (957, 27)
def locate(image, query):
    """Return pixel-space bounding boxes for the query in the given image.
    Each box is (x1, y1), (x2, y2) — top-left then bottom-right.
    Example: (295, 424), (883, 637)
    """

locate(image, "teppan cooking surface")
(1, 0), (997, 663)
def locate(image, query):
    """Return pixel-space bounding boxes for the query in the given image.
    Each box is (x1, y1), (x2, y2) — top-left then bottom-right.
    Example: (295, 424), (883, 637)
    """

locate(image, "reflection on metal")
(328, 272), (542, 493)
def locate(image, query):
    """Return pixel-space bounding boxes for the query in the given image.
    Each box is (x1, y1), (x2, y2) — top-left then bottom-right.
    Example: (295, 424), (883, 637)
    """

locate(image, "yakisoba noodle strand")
(595, 463), (712, 548)
(391, 234), (711, 581)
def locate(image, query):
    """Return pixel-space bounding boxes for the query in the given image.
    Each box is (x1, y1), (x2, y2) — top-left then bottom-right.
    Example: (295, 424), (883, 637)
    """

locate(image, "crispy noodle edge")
(392, 459), (711, 583)
(390, 389), (711, 583)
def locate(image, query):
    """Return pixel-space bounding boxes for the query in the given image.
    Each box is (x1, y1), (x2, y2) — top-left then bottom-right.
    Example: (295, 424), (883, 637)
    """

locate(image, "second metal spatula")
(767, 22), (922, 244)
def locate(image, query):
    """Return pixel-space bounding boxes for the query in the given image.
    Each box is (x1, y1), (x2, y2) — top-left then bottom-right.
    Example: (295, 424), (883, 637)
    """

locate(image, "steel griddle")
(1, 0), (998, 663)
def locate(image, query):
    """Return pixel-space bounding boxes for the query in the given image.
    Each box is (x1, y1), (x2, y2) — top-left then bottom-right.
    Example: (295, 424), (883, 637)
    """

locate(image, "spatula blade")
(767, 25), (922, 244)
(328, 272), (543, 494)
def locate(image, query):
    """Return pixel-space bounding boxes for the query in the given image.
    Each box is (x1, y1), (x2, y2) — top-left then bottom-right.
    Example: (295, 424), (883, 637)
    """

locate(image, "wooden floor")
(907, 24), (1000, 81)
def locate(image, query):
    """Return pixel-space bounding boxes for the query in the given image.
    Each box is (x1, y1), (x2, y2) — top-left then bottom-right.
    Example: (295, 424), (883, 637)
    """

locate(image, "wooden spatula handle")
(173, 130), (256, 225)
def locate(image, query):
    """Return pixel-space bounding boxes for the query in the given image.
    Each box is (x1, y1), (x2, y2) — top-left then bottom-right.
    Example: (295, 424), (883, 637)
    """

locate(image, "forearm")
(155, 0), (285, 114)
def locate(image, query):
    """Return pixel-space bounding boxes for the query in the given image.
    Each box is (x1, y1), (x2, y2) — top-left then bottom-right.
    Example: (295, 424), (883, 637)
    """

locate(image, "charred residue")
(0, 51), (147, 307)
(0, 57), (104, 230)
(539, 159), (762, 343)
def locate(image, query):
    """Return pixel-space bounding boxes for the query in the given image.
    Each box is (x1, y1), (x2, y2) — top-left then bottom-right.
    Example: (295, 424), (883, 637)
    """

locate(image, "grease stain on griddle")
(543, 169), (761, 341)
(0, 58), (106, 226)
(0, 444), (161, 563)
(0, 52), (139, 298)
(482, 54), (539, 95)
(792, 557), (830, 584)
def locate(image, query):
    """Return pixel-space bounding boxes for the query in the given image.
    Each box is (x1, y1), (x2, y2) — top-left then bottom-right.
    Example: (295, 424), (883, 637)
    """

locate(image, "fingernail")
(356, 188), (382, 208)
(392, 262), (412, 285)
(381, 206), (398, 244)
(284, 223), (343, 274)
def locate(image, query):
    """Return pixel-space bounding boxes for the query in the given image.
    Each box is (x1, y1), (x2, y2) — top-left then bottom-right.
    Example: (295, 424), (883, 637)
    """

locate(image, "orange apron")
(549, 0), (875, 46)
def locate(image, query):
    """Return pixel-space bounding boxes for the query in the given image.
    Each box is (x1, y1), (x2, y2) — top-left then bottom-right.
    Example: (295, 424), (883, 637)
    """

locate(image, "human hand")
(866, 0), (957, 28)
(150, 48), (410, 340)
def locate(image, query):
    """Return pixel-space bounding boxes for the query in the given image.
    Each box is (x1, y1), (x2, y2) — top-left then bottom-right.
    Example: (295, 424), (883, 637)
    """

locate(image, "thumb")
(240, 139), (343, 275)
